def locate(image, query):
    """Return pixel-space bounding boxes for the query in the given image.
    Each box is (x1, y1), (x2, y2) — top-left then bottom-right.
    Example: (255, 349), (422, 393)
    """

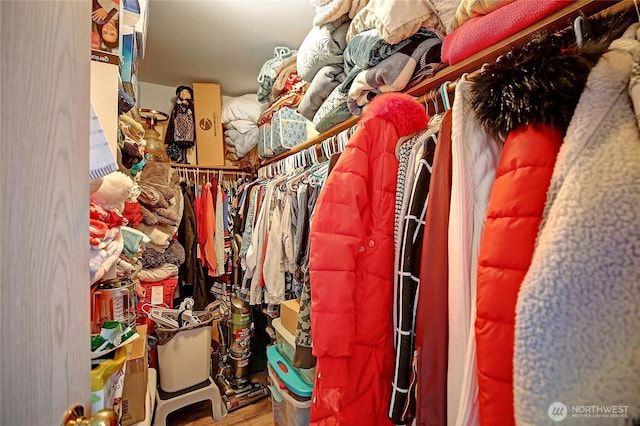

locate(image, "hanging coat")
(466, 13), (635, 424)
(309, 92), (428, 426)
(514, 24), (640, 425)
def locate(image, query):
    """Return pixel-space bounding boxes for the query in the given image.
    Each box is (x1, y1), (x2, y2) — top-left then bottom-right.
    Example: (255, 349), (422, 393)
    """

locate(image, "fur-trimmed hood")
(362, 92), (428, 137)
(470, 8), (637, 140)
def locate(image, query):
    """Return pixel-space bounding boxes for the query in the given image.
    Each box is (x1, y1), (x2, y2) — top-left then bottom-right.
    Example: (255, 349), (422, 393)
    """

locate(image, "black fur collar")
(469, 8), (637, 140)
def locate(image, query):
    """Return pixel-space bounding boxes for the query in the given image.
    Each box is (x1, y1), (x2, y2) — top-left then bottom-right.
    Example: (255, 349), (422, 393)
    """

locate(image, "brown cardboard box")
(280, 298), (300, 336)
(193, 82), (224, 166)
(120, 325), (148, 426)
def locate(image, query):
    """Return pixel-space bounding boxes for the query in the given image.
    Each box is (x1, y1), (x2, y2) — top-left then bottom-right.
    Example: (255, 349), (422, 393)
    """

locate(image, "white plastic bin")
(157, 323), (212, 393)
(268, 364), (311, 426)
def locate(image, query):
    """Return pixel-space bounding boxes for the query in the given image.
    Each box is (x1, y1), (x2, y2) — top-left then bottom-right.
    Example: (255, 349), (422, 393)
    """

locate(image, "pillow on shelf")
(347, 0), (446, 45)
(297, 18), (350, 83)
(221, 94), (265, 124)
(429, 0), (466, 34)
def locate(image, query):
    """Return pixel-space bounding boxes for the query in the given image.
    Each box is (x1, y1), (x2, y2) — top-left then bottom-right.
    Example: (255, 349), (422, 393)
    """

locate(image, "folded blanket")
(225, 127), (260, 158)
(340, 30), (442, 95)
(345, 28), (437, 73)
(224, 118), (258, 134)
(140, 203), (158, 226)
(347, 37), (443, 115)
(138, 183), (169, 209)
(90, 228), (124, 284)
(271, 55), (300, 102)
(311, 0), (367, 26)
(121, 226), (150, 257)
(90, 171), (133, 212)
(137, 222), (177, 247)
(441, 0), (567, 65)
(141, 238), (185, 269)
(298, 64), (346, 121)
(137, 263), (179, 282)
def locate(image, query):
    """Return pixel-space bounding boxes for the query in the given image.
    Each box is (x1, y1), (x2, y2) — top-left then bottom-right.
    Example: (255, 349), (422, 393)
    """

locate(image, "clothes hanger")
(573, 15), (584, 48)
(440, 81), (452, 112)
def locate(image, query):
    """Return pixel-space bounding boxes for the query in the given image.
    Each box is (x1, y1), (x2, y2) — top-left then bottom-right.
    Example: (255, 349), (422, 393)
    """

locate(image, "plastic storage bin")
(267, 345), (312, 426)
(155, 312), (213, 393)
(271, 318), (316, 385)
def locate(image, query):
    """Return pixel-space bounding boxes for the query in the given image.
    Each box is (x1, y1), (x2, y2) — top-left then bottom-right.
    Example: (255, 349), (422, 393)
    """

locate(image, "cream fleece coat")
(514, 25), (640, 425)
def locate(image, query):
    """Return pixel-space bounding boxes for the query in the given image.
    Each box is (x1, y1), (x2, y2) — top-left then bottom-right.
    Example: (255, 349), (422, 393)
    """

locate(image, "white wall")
(138, 81), (176, 115)
(91, 61), (119, 160)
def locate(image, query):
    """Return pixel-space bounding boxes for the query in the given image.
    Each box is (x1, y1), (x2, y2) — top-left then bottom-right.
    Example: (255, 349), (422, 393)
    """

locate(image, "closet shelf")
(258, 0), (625, 169)
(168, 162), (253, 172)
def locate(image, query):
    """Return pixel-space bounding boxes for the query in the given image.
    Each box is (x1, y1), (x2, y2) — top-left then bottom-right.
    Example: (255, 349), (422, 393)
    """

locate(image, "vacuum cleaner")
(209, 297), (269, 412)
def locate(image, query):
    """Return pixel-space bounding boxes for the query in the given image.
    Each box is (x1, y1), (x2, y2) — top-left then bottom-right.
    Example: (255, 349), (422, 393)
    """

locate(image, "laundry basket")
(155, 311), (214, 393)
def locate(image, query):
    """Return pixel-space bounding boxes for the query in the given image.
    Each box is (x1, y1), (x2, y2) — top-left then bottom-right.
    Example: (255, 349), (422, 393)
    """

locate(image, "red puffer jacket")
(475, 123), (562, 426)
(309, 93), (428, 426)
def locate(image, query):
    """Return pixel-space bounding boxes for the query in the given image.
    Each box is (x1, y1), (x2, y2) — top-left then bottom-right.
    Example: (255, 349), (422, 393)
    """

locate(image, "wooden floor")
(166, 396), (274, 426)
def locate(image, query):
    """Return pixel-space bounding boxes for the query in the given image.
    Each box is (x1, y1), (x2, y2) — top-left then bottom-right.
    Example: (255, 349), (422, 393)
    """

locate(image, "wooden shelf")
(258, 0), (626, 169)
(168, 162), (251, 172)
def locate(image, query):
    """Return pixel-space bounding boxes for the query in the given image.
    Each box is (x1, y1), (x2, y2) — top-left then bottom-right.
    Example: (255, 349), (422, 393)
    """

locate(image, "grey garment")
(293, 182), (309, 274)
(239, 185), (259, 259)
(292, 183), (323, 369)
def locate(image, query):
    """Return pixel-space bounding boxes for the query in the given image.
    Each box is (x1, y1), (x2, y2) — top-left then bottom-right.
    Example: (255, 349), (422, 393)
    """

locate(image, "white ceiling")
(137, 0), (317, 97)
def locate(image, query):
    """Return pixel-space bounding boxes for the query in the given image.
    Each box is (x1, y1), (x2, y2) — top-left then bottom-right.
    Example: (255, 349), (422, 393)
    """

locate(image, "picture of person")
(92, 0), (119, 53)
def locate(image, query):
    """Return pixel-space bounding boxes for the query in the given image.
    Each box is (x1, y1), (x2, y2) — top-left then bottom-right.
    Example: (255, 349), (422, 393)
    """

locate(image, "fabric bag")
(273, 107), (309, 150)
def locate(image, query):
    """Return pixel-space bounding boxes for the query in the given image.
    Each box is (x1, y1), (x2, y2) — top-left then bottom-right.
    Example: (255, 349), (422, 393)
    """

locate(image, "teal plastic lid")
(267, 345), (313, 397)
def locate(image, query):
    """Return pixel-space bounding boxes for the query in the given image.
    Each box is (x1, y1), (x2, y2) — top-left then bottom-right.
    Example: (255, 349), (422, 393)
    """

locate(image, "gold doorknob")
(61, 404), (117, 426)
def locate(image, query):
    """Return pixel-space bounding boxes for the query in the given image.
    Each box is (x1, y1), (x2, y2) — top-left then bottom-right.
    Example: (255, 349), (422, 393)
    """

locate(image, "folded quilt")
(347, 36), (443, 115)
(450, 0), (516, 32)
(257, 88), (307, 126)
(441, 0), (566, 65)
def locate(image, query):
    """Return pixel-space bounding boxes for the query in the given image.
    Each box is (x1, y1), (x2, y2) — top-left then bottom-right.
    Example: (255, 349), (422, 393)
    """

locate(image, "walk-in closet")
(1, 1), (638, 425)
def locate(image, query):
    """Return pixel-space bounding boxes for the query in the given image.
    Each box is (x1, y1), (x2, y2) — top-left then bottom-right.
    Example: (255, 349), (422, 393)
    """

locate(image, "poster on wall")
(91, 0), (120, 65)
